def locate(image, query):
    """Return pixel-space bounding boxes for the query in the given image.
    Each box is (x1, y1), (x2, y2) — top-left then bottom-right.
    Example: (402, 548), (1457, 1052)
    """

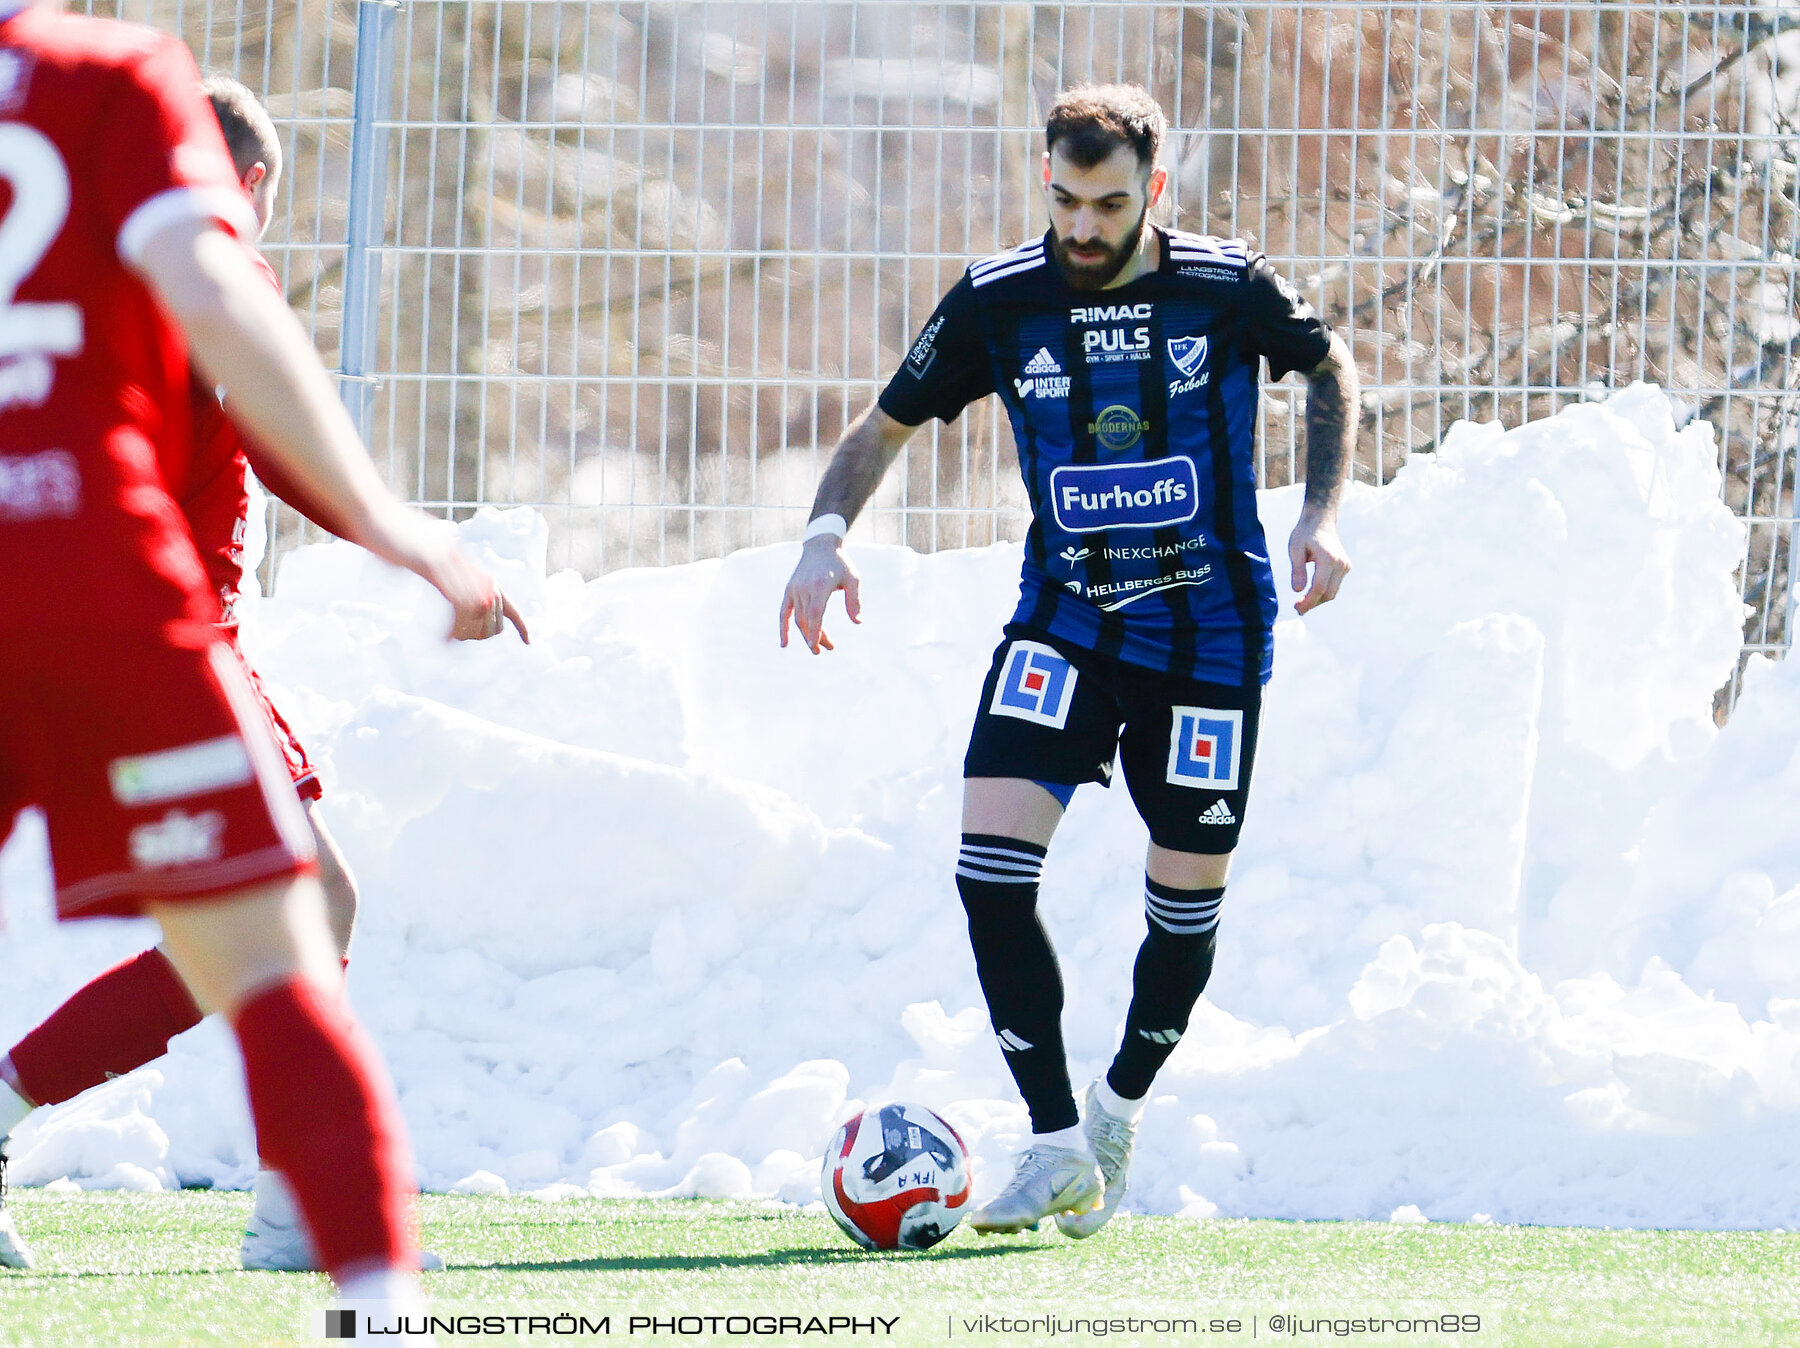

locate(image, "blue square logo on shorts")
(1167, 707), (1242, 791)
(991, 641), (1077, 730)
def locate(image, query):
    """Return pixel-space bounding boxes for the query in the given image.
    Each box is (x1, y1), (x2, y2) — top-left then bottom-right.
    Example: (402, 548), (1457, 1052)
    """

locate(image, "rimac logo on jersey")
(1167, 707), (1243, 791)
(991, 641), (1077, 729)
(1050, 457), (1199, 534)
(906, 315), (945, 377)
(1167, 335), (1211, 397)
(1070, 303), (1153, 324)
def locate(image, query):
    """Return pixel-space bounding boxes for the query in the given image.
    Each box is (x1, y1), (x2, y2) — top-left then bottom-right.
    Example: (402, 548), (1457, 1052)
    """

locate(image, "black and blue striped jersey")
(878, 226), (1333, 686)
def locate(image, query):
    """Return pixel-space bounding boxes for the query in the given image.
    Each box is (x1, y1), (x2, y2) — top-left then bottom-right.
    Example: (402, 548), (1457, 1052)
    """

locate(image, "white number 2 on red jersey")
(0, 123), (83, 360)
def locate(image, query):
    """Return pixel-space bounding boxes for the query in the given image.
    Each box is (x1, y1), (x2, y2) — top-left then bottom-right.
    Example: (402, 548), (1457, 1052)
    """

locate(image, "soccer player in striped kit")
(781, 85), (1357, 1235)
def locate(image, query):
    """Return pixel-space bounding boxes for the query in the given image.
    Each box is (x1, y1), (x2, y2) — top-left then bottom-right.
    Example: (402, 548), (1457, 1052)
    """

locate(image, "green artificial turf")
(0, 1192), (1795, 1347)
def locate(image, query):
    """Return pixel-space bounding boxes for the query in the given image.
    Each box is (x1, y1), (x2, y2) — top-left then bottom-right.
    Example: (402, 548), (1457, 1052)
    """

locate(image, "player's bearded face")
(1050, 198), (1149, 290)
(1044, 146), (1155, 291)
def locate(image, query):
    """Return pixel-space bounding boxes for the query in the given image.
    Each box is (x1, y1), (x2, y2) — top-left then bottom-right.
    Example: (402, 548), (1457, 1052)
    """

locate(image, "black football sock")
(1105, 880), (1222, 1101)
(955, 833), (1078, 1134)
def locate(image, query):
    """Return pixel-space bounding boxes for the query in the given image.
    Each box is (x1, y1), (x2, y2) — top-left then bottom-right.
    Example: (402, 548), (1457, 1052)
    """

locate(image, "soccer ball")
(821, 1102), (971, 1251)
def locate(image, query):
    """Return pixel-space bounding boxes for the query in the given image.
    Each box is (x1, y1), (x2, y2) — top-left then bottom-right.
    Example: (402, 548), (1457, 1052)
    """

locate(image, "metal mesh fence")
(80, 1), (1800, 690)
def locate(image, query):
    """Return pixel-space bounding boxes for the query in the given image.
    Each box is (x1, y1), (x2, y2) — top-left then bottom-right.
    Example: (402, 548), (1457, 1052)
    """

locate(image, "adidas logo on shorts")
(1023, 346), (1062, 375)
(1198, 800), (1237, 826)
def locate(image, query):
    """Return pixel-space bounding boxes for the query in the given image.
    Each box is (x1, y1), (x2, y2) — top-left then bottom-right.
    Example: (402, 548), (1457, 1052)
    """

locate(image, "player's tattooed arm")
(808, 404), (917, 526)
(780, 405), (920, 654)
(1289, 333), (1358, 615)
(1302, 333), (1357, 514)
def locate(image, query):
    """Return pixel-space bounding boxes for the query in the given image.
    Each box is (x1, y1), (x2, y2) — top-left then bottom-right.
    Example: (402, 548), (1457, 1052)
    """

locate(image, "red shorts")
(0, 632), (316, 920)
(226, 636), (322, 802)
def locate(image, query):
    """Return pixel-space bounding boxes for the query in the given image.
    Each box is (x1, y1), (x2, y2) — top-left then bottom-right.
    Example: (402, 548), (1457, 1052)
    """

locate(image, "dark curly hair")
(1045, 83), (1166, 171)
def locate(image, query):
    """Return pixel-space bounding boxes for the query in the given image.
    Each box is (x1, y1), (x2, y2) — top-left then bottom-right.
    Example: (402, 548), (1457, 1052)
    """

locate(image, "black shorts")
(963, 628), (1262, 854)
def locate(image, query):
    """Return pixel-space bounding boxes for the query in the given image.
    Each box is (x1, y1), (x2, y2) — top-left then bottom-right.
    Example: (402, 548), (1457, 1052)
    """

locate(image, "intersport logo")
(1014, 375), (1072, 401)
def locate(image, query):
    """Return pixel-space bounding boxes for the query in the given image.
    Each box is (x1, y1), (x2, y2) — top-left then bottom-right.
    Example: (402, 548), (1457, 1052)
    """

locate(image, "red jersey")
(169, 249), (346, 632)
(0, 5), (257, 637)
(168, 248), (277, 630)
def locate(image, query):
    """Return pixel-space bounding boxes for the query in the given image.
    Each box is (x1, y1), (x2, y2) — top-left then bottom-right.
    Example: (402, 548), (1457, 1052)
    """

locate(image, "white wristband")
(803, 513), (848, 542)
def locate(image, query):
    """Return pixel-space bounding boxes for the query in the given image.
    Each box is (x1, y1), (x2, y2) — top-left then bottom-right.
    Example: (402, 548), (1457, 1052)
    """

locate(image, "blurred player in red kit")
(0, 73), (489, 1276)
(0, 1), (518, 1329)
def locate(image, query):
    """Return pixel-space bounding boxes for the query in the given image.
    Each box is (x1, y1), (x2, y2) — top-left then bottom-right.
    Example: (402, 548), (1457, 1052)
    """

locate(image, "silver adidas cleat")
(1056, 1082), (1139, 1239)
(968, 1143), (1102, 1235)
(0, 1145), (36, 1270)
(242, 1169), (443, 1273)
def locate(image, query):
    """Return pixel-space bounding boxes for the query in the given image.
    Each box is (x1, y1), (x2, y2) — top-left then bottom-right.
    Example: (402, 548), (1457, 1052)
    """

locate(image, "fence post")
(339, 0), (400, 445)
(1789, 521), (1799, 654)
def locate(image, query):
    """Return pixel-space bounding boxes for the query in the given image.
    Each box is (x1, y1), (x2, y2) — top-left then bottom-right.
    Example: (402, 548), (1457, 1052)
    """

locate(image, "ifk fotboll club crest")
(1168, 335), (1208, 380)
(1166, 706), (1241, 791)
(991, 642), (1077, 729)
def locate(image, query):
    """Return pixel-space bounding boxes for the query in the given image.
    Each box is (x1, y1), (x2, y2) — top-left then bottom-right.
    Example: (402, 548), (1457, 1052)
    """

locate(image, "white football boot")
(242, 1169), (444, 1273)
(968, 1143), (1102, 1234)
(0, 1144), (36, 1270)
(1056, 1081), (1141, 1239)
(241, 1168), (317, 1272)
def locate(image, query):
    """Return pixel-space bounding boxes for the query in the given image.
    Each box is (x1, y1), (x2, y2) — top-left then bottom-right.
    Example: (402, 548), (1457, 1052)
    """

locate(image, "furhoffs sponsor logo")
(1049, 456), (1199, 534)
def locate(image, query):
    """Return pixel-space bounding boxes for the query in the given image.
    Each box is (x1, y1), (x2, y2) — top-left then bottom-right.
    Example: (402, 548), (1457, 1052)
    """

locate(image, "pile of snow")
(3, 383), (1795, 1228)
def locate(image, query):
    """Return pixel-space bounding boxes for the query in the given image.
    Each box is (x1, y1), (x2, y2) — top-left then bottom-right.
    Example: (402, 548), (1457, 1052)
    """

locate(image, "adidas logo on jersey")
(1015, 345), (1069, 400)
(1198, 800), (1237, 826)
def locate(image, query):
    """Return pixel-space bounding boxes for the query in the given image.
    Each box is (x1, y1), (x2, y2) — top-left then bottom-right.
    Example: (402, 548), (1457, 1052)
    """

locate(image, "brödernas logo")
(1086, 405), (1150, 453)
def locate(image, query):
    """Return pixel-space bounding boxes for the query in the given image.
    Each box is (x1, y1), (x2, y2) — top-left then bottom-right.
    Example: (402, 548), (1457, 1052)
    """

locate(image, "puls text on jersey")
(1071, 302), (1153, 364)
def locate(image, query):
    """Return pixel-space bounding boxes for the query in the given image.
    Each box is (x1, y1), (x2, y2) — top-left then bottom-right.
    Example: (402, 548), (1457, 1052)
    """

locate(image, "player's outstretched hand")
(372, 508), (531, 643)
(431, 550), (531, 644)
(1288, 506), (1350, 616)
(780, 535), (862, 654)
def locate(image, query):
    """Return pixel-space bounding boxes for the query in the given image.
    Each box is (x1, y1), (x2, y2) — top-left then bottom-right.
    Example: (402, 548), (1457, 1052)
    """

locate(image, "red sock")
(7, 949), (204, 1107)
(233, 977), (415, 1278)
